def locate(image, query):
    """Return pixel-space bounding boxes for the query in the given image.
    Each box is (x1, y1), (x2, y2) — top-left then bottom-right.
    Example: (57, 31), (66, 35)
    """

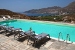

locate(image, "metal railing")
(58, 32), (63, 41)
(66, 34), (70, 43)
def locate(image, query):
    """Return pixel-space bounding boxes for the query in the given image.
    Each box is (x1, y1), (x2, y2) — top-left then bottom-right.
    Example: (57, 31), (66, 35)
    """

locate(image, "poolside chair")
(1, 25), (22, 36)
(14, 30), (35, 40)
(6, 27), (22, 37)
(1, 25), (14, 35)
(2, 16), (8, 20)
(0, 24), (8, 30)
(0, 25), (8, 33)
(15, 31), (26, 40)
(25, 30), (35, 36)
(13, 28), (22, 35)
(7, 15), (13, 20)
(29, 33), (50, 46)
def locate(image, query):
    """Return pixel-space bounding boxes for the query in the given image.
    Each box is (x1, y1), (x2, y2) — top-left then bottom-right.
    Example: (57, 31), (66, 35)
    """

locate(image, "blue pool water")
(1, 20), (75, 42)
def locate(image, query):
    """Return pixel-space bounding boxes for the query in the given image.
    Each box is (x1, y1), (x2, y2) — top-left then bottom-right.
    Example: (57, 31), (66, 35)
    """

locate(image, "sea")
(20, 12), (55, 16)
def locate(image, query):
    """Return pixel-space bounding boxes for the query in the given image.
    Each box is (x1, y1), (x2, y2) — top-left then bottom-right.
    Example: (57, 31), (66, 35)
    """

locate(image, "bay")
(20, 13), (54, 16)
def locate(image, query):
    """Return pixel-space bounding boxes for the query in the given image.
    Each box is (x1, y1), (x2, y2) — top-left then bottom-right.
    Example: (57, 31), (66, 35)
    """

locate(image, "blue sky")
(0, 0), (75, 12)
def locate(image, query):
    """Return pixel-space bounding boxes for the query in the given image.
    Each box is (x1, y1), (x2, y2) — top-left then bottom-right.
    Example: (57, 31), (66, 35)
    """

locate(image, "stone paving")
(0, 33), (75, 50)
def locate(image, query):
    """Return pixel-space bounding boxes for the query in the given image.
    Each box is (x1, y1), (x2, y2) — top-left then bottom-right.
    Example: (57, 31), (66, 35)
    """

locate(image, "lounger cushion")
(20, 32), (25, 35)
(25, 30), (34, 36)
(34, 33), (48, 40)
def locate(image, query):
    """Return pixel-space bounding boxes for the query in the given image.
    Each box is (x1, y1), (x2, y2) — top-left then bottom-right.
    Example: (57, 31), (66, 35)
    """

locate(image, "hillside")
(25, 6), (61, 14)
(64, 1), (75, 13)
(0, 9), (30, 19)
(25, 1), (75, 15)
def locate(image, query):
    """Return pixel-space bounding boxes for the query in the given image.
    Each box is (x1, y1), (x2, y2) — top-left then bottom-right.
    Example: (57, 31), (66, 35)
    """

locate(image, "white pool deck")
(18, 19), (75, 26)
(0, 18), (75, 50)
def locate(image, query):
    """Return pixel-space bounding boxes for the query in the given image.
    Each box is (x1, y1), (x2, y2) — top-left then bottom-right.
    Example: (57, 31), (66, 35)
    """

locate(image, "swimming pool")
(1, 20), (75, 42)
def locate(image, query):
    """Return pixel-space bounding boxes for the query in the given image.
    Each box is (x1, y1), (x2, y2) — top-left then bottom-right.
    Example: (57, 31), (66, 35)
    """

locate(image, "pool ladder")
(66, 34), (70, 43)
(58, 32), (63, 41)
(58, 33), (73, 43)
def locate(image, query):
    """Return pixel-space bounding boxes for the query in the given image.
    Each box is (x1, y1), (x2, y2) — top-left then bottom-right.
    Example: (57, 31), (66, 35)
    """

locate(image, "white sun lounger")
(7, 15), (13, 20)
(3, 16), (8, 20)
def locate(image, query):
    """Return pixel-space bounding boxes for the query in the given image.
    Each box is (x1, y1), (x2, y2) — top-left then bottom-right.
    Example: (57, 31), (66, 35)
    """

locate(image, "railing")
(66, 34), (70, 43)
(58, 33), (73, 43)
(58, 32), (63, 41)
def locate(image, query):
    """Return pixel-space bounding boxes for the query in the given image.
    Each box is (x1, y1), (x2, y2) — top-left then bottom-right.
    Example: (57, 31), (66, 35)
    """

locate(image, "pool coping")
(17, 19), (75, 26)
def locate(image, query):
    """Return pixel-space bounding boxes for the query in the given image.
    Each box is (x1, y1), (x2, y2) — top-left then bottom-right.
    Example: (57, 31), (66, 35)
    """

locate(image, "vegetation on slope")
(0, 9), (30, 19)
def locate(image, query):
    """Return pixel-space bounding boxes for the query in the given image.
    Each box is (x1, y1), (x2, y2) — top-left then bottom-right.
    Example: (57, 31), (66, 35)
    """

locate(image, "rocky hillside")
(25, 6), (61, 14)
(25, 1), (75, 14)
(63, 1), (75, 13)
(0, 9), (30, 19)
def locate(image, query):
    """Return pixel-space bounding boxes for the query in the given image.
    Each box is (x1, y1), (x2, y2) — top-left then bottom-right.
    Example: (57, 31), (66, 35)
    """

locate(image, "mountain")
(0, 9), (30, 19)
(25, 6), (61, 14)
(63, 1), (75, 13)
(0, 9), (18, 15)
(25, 1), (75, 15)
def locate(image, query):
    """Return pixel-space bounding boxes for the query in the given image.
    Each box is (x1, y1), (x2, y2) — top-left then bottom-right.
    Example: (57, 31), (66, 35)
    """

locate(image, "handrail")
(58, 32), (63, 41)
(66, 34), (70, 43)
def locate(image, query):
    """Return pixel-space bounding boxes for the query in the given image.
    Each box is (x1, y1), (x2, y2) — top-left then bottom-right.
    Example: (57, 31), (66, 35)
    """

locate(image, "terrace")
(0, 33), (75, 50)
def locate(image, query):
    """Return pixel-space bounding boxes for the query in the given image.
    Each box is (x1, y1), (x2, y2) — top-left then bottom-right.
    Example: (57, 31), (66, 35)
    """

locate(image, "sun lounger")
(14, 30), (35, 40)
(29, 33), (50, 46)
(34, 33), (50, 41)
(0, 24), (14, 34)
(0, 25), (8, 33)
(19, 32), (25, 36)
(2, 16), (8, 20)
(0, 24), (8, 30)
(7, 15), (13, 20)
(8, 28), (22, 35)
(1, 25), (22, 36)
(25, 30), (35, 36)
(34, 33), (50, 40)
(2, 26), (14, 35)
